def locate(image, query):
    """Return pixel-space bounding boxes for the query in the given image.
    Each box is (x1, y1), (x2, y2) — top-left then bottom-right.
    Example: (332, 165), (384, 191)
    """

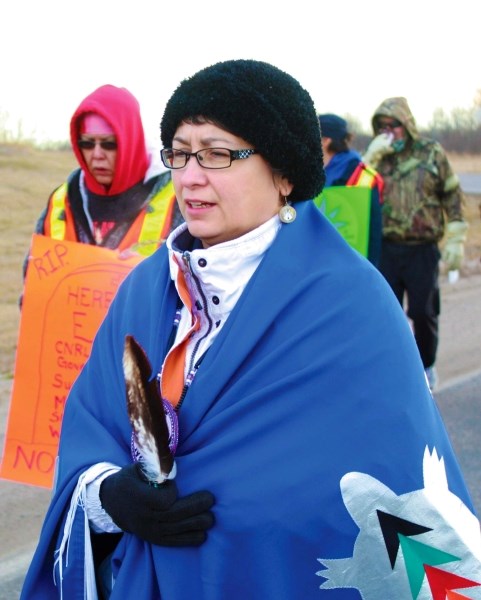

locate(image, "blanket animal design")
(317, 448), (481, 599)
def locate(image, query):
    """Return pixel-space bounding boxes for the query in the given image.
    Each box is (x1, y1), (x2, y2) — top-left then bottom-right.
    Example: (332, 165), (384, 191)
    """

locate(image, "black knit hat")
(160, 59), (325, 202)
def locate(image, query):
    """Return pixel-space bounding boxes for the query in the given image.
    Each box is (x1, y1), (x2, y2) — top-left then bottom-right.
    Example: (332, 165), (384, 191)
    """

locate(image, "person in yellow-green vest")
(27, 84), (182, 273)
(316, 113), (383, 267)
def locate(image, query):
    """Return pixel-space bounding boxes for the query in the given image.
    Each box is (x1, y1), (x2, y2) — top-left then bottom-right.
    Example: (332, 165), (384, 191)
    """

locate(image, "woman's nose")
(92, 143), (106, 157)
(178, 155), (208, 184)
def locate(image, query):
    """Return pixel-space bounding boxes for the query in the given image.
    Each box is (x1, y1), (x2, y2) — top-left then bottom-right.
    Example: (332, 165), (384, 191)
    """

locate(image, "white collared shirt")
(166, 215), (281, 378)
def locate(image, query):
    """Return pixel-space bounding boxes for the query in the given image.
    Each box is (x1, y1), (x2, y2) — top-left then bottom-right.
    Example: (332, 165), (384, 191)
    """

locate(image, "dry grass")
(446, 153), (481, 173)
(0, 146), (480, 377)
(0, 145), (76, 376)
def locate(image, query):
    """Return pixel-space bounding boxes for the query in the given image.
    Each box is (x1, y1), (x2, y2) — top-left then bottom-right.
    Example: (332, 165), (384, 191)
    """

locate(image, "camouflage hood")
(371, 97), (419, 140)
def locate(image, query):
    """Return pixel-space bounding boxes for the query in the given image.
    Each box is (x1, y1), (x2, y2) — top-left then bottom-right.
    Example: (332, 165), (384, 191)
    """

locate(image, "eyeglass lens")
(161, 148), (256, 169)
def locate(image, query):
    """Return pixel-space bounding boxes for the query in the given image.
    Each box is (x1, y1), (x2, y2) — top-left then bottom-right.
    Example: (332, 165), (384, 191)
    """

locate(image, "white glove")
(442, 221), (468, 271)
(362, 133), (394, 167)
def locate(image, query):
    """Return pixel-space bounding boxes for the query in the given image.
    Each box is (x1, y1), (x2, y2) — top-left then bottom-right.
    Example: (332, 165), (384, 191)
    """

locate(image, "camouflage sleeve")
(433, 143), (466, 222)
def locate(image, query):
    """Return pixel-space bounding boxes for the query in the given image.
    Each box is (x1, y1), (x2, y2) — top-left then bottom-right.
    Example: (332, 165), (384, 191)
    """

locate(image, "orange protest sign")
(0, 235), (144, 488)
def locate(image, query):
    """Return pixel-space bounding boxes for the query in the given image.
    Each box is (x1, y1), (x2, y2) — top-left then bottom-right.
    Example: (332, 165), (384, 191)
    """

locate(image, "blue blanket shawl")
(21, 202), (481, 599)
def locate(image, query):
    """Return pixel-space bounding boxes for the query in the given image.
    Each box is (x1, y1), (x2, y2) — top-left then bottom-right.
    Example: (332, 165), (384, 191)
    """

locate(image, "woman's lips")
(186, 200), (214, 209)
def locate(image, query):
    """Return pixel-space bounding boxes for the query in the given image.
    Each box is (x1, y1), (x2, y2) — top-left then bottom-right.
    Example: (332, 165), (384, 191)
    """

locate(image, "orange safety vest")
(44, 179), (176, 257)
(346, 162), (384, 202)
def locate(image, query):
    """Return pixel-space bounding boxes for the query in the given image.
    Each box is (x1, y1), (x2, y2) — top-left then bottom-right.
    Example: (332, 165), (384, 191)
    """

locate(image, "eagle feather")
(123, 335), (176, 484)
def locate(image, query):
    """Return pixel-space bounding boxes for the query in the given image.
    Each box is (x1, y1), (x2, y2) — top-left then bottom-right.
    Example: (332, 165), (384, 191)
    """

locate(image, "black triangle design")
(377, 510), (432, 568)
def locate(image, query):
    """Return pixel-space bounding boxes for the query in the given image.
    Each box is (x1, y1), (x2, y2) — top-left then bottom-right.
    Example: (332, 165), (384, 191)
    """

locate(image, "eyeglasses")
(160, 147), (258, 170)
(77, 139), (118, 151)
(375, 119), (402, 132)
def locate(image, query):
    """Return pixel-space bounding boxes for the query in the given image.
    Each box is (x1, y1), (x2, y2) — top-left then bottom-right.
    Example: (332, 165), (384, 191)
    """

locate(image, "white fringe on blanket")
(53, 462), (120, 600)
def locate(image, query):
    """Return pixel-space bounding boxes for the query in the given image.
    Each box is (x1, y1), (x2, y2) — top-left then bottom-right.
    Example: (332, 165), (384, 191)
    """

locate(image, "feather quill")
(123, 335), (176, 484)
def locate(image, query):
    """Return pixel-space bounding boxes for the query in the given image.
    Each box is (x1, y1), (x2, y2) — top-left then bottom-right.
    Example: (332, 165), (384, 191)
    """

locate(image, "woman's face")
(78, 135), (117, 188)
(171, 121), (293, 248)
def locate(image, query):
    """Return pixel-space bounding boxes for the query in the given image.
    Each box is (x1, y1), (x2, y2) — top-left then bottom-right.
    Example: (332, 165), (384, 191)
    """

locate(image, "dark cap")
(160, 59), (325, 202)
(318, 113), (348, 141)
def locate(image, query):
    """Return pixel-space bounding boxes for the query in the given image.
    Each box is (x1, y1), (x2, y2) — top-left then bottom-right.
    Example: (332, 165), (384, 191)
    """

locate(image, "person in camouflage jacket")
(362, 96), (468, 390)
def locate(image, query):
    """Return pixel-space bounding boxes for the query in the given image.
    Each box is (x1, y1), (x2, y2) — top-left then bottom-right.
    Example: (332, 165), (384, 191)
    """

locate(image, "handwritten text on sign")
(0, 235), (143, 488)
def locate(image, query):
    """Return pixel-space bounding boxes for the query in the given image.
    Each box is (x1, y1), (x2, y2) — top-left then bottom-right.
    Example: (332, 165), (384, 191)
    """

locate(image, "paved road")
(459, 172), (481, 194)
(1, 273), (480, 598)
(434, 371), (481, 515)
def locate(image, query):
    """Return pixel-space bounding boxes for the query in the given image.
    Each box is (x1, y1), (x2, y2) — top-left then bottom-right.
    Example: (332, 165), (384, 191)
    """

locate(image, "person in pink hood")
(29, 84), (181, 258)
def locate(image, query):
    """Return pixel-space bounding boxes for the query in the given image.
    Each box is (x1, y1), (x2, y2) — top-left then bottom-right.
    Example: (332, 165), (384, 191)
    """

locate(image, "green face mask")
(392, 139), (405, 153)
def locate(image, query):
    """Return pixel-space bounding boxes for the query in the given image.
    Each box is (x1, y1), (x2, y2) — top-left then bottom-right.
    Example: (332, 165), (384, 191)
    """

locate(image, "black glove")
(99, 463), (215, 546)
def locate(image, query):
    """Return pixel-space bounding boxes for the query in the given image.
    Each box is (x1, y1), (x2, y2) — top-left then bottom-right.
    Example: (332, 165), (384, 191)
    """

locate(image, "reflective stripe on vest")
(346, 163), (377, 188)
(136, 179), (175, 257)
(46, 180), (175, 254)
(49, 183), (69, 239)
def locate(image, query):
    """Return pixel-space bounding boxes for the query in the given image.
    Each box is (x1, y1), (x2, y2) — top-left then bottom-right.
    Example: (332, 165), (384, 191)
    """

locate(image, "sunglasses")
(77, 139), (118, 151)
(376, 119), (402, 131)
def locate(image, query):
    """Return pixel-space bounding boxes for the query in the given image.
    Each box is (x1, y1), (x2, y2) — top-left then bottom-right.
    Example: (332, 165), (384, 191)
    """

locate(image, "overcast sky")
(2, 0), (479, 144)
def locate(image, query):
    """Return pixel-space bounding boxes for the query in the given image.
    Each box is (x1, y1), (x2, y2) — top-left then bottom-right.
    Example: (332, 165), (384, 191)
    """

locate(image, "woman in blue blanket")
(21, 60), (481, 599)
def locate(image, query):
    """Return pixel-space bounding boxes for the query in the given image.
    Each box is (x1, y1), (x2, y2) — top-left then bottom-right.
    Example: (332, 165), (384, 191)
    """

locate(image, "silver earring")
(278, 197), (296, 223)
